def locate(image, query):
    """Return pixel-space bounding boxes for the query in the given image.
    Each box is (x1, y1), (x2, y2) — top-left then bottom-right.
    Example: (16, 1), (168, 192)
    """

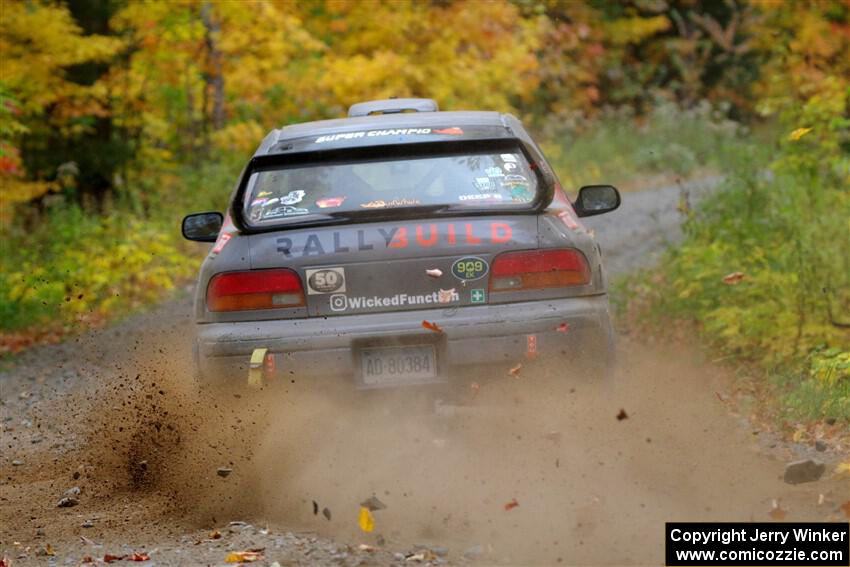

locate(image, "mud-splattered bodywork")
(190, 107), (615, 387)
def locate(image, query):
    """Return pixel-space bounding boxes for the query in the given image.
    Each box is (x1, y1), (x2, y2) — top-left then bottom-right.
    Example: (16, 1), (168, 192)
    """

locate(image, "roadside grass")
(542, 101), (746, 191)
(617, 122), (850, 428)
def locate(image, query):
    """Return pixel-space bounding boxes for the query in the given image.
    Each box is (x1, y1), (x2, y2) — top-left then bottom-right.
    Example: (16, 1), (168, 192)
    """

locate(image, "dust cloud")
(12, 329), (832, 565)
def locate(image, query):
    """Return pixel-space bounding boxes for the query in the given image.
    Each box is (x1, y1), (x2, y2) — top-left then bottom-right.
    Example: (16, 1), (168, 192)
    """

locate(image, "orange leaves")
(422, 320), (443, 333)
(722, 272), (746, 285)
(508, 363), (522, 377)
(104, 553), (150, 563)
(504, 498), (519, 511)
(768, 499), (787, 520)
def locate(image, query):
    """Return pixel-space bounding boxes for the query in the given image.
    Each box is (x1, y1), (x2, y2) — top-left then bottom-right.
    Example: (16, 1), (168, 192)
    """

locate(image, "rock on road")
(1, 179), (847, 566)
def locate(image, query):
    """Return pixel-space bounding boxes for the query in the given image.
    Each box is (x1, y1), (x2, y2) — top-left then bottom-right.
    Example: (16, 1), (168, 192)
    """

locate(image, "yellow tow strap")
(248, 347), (268, 387)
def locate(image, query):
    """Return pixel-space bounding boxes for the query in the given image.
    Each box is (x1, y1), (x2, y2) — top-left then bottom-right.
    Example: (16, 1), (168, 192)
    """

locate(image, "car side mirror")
(574, 185), (621, 217)
(182, 212), (223, 242)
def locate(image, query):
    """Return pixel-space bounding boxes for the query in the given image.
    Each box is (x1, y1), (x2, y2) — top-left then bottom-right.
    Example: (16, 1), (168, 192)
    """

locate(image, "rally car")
(182, 98), (621, 390)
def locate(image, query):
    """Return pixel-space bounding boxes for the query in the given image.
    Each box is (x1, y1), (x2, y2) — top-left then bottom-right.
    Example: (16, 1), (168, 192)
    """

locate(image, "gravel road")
(1, 179), (847, 566)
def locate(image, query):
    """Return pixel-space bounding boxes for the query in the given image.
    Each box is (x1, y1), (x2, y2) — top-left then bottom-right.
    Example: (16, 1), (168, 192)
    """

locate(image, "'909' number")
(451, 256), (489, 281)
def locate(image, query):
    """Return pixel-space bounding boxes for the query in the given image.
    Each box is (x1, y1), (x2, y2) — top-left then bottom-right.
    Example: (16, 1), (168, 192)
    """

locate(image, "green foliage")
(543, 101), (745, 190)
(0, 159), (240, 340)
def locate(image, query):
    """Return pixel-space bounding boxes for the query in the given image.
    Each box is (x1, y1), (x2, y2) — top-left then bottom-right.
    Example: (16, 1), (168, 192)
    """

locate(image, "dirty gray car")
(181, 98), (621, 390)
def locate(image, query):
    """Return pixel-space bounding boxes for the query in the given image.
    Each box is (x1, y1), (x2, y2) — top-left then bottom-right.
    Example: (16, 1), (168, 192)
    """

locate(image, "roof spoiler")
(348, 98), (439, 118)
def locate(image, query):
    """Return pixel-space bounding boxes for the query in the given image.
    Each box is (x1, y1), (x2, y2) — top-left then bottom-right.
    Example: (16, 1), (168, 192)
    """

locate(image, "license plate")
(360, 345), (437, 385)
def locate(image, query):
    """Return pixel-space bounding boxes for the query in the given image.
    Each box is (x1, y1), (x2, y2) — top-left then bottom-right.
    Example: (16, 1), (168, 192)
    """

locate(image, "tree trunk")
(201, 2), (226, 131)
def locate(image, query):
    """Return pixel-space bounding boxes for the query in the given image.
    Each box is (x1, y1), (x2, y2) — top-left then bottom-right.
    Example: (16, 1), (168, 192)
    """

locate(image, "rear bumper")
(195, 295), (614, 386)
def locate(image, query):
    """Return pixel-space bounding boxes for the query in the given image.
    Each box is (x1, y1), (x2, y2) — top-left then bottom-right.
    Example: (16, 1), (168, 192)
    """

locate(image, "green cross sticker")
(471, 289), (486, 304)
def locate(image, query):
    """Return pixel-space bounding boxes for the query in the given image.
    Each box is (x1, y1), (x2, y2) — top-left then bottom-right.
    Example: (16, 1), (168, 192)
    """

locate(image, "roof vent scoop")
(348, 98), (439, 118)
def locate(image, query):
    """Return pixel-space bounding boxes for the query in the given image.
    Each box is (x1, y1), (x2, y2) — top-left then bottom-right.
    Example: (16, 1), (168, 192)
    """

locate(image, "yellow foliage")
(787, 127), (812, 141)
(0, 1), (121, 113)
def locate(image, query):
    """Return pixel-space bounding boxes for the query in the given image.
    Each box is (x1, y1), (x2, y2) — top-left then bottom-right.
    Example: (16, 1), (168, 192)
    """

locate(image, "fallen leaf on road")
(787, 127), (812, 141)
(508, 363), (522, 377)
(722, 272), (745, 285)
(358, 544), (379, 552)
(616, 409), (628, 421)
(216, 467), (232, 478)
(422, 320), (443, 333)
(322, 507), (332, 521)
(768, 499), (787, 520)
(833, 461), (850, 479)
(312, 500), (318, 515)
(406, 550), (436, 562)
(225, 551), (263, 563)
(103, 553), (151, 563)
(80, 535), (100, 546)
(840, 501), (850, 520)
(555, 323), (569, 333)
(358, 506), (375, 533)
(470, 382), (480, 397)
(360, 496), (387, 511)
(81, 556), (94, 564)
(0, 557), (9, 567)
(209, 529), (222, 540)
(504, 498), (519, 511)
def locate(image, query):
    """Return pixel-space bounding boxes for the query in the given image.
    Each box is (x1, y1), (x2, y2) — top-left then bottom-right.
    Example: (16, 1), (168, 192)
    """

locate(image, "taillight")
(207, 269), (305, 312)
(490, 249), (590, 291)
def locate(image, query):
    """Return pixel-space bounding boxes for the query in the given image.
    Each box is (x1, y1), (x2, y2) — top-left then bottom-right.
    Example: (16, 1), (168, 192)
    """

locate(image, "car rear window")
(242, 148), (540, 227)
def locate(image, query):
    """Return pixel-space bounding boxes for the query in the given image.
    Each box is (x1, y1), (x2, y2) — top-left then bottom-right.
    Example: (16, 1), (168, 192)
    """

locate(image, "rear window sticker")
(470, 288), (486, 304)
(315, 127), (463, 144)
(458, 193), (503, 201)
(485, 166), (504, 177)
(501, 154), (518, 163)
(281, 190), (306, 205)
(360, 198), (420, 209)
(503, 174), (528, 187)
(510, 185), (534, 202)
(263, 205), (309, 218)
(306, 267), (346, 295)
(474, 177), (493, 192)
(504, 162), (518, 172)
(316, 196), (347, 208)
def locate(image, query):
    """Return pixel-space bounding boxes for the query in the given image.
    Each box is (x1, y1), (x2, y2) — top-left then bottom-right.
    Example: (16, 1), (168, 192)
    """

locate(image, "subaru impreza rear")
(181, 98), (621, 390)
